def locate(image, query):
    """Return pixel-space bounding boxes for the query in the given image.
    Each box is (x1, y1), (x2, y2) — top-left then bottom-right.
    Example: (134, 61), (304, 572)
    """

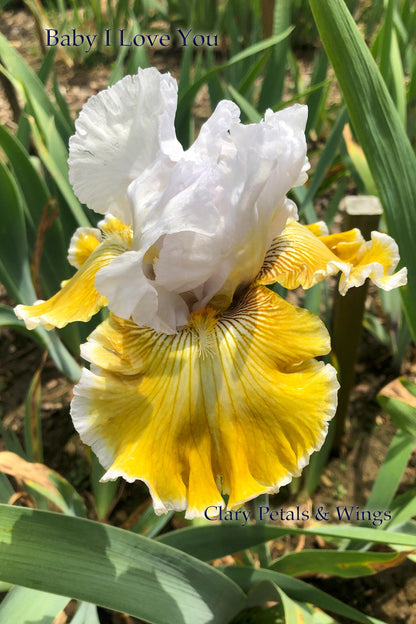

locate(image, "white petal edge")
(70, 360), (339, 518)
(67, 227), (101, 268)
(338, 231), (408, 295)
(68, 68), (182, 223)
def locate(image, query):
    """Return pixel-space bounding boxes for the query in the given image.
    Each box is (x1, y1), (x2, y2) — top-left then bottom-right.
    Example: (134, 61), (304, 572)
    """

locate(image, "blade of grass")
(37, 47), (58, 85)
(270, 548), (411, 578)
(0, 33), (72, 142)
(342, 124), (377, 195)
(205, 47), (226, 111)
(0, 586), (69, 623)
(176, 44), (194, 147)
(158, 522), (416, 562)
(0, 160), (37, 304)
(52, 73), (74, 131)
(389, 29), (406, 125)
(272, 583), (305, 622)
(0, 305), (81, 381)
(0, 419), (26, 459)
(258, 0), (291, 111)
(308, 0), (416, 342)
(306, 49), (329, 138)
(125, 13), (149, 75)
(130, 505), (175, 538)
(387, 487), (416, 530)
(0, 473), (14, 503)
(0, 123), (68, 285)
(237, 51), (269, 97)
(89, 450), (120, 521)
(221, 567), (386, 624)
(378, 0), (394, 82)
(176, 29), (293, 145)
(226, 83), (261, 123)
(300, 107), (349, 212)
(223, 0), (242, 87)
(304, 419), (335, 496)
(23, 354), (45, 463)
(28, 116), (89, 228)
(399, 379), (416, 397)
(325, 177), (348, 226)
(377, 394), (416, 438)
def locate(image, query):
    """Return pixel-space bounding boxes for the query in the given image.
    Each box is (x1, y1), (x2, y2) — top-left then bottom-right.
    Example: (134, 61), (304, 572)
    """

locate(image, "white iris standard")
(68, 68), (309, 333)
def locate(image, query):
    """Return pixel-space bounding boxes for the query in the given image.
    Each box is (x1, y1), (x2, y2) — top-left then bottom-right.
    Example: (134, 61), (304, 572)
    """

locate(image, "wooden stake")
(331, 196), (382, 453)
(261, 0), (275, 39)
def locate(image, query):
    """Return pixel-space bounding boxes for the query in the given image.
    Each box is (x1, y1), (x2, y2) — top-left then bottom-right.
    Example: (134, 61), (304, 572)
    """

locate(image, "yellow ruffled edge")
(338, 231), (407, 294)
(255, 220), (350, 289)
(255, 219), (407, 295)
(14, 217), (132, 330)
(67, 227), (101, 269)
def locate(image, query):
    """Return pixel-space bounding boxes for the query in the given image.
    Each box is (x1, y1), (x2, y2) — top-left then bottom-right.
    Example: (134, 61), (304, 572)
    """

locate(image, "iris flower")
(15, 68), (407, 518)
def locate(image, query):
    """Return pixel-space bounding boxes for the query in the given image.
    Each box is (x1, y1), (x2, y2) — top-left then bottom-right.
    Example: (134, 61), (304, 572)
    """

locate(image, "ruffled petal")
(256, 220), (407, 295)
(305, 221), (329, 237)
(67, 70), (310, 333)
(15, 223), (132, 330)
(71, 285), (338, 518)
(68, 68), (182, 223)
(255, 220), (346, 289)
(318, 228), (364, 262)
(315, 226), (407, 293)
(184, 99), (240, 162)
(68, 227), (101, 269)
(111, 103), (310, 332)
(338, 231), (408, 294)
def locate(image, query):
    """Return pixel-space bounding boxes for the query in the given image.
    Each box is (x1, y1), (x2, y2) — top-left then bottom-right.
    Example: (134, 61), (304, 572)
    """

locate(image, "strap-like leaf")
(158, 523), (416, 562)
(308, 0), (416, 341)
(0, 505), (245, 624)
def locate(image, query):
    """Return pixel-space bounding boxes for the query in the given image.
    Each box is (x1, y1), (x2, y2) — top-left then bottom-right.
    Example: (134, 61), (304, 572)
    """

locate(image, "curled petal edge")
(71, 285), (339, 518)
(255, 220), (407, 295)
(15, 219), (132, 330)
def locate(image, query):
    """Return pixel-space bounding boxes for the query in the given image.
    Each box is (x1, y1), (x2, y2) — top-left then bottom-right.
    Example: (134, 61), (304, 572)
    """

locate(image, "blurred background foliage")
(0, 0), (416, 623)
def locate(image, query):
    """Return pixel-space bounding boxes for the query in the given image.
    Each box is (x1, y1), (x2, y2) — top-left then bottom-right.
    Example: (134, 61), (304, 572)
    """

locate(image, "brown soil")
(1, 6), (416, 624)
